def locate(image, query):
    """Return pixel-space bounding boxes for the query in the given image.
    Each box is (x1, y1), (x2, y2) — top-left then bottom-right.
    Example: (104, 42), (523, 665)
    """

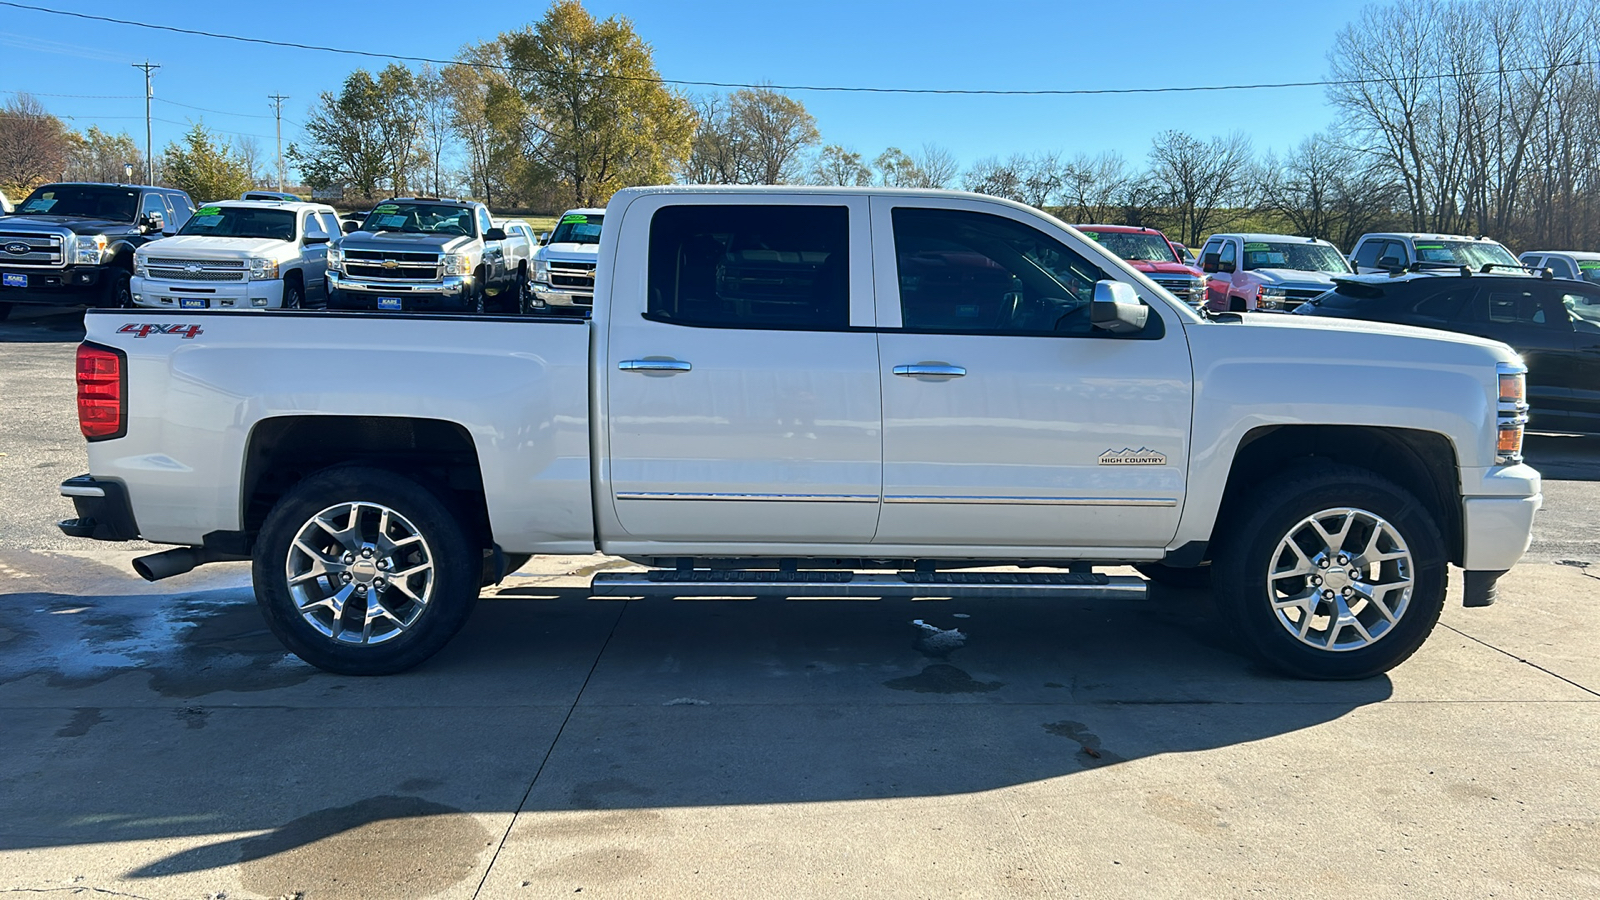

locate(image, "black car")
(1296, 271), (1600, 433)
(0, 183), (195, 319)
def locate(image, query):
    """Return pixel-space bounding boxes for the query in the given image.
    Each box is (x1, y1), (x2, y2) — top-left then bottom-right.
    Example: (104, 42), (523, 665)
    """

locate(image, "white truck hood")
(138, 235), (292, 260)
(1248, 268), (1342, 287)
(538, 242), (599, 264)
(1195, 307), (1517, 361)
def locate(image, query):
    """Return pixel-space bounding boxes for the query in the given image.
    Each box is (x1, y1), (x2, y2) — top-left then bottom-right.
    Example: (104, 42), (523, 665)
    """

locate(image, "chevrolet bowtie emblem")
(382, 259), (399, 269)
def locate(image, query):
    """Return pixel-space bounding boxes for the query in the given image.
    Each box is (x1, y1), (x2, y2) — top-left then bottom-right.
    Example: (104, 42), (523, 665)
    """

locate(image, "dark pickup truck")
(0, 183), (195, 319)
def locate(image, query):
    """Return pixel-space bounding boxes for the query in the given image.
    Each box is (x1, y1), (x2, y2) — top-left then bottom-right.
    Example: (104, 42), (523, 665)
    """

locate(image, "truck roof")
(1209, 232), (1340, 246)
(1073, 224), (1171, 236)
(196, 199), (336, 213)
(1358, 232), (1503, 243)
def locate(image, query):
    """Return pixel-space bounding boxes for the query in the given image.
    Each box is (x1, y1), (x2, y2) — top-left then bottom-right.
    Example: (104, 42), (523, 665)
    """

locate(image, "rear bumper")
(0, 266), (115, 306)
(57, 474), (140, 542)
(131, 276), (284, 310)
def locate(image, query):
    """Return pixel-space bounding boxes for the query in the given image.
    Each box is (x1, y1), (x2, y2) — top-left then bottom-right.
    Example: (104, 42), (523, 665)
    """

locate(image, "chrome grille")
(1150, 275), (1206, 305)
(146, 258), (248, 282)
(0, 230), (65, 268)
(343, 248), (441, 281)
(549, 260), (596, 290)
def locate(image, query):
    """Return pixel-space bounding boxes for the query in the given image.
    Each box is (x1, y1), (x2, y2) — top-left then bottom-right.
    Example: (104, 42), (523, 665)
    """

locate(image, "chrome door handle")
(893, 364), (966, 378)
(619, 359), (692, 372)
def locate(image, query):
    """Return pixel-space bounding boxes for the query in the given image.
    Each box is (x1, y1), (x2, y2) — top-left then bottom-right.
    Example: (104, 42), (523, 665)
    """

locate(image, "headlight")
(1258, 285), (1290, 299)
(248, 258), (279, 281)
(533, 258), (550, 282)
(1495, 363), (1528, 464)
(133, 255), (148, 278)
(325, 246), (342, 272)
(443, 252), (471, 276)
(71, 235), (108, 266)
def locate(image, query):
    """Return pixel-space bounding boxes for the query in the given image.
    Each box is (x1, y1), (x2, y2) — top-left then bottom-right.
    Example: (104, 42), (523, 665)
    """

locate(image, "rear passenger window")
(891, 207), (1109, 336)
(1546, 257), (1575, 279)
(647, 204), (849, 330)
(1487, 289), (1549, 326)
(1412, 286), (1476, 321)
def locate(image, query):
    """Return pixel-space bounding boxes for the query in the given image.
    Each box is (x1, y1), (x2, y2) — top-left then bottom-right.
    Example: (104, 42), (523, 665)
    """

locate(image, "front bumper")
(328, 271), (472, 311)
(0, 265), (114, 307)
(530, 281), (593, 308)
(1460, 462), (1542, 572)
(131, 276), (284, 310)
(57, 474), (140, 542)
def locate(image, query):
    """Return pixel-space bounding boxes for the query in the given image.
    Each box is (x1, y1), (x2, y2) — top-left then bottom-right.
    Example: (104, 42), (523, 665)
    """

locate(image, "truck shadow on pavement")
(1524, 432), (1600, 482)
(0, 580), (1391, 886)
(0, 307), (87, 343)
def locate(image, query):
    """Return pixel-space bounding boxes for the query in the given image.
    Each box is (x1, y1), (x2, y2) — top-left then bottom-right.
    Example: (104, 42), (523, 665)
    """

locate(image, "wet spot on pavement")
(1043, 720), (1123, 766)
(569, 778), (655, 809)
(399, 777), (444, 792)
(236, 796), (494, 899)
(884, 664), (1003, 693)
(54, 707), (103, 737)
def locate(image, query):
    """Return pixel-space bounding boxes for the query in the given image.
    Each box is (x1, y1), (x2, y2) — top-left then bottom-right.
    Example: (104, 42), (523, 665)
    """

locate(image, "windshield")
(178, 206), (295, 241)
(1578, 260), (1600, 285)
(1412, 240), (1520, 270)
(1079, 230), (1177, 263)
(361, 202), (475, 236)
(548, 212), (603, 245)
(1242, 241), (1352, 274)
(17, 185), (138, 222)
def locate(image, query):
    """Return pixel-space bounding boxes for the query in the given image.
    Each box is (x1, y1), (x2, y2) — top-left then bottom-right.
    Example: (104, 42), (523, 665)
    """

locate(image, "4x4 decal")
(118, 323), (204, 339)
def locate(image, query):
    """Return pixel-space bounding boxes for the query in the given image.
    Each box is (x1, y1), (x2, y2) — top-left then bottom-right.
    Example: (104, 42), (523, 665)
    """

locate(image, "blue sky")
(1, 0), (1373, 174)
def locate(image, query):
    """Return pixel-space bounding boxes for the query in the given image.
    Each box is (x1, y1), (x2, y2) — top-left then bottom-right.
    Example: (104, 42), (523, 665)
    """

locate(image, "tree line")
(2, 0), (1598, 253)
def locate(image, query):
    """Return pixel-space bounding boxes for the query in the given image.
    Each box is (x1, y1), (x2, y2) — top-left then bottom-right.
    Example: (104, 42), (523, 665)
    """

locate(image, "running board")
(590, 570), (1147, 599)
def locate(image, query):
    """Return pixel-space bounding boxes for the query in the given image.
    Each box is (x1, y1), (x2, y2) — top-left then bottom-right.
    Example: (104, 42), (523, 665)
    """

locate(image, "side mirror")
(484, 227), (507, 242)
(1378, 256), (1402, 270)
(1202, 253), (1220, 274)
(341, 220), (360, 234)
(1091, 280), (1149, 335)
(140, 211), (165, 234)
(538, 232), (550, 245)
(304, 234), (331, 245)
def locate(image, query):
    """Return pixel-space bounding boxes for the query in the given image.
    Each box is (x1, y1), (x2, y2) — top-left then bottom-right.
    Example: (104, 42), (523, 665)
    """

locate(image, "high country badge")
(1098, 447), (1166, 466)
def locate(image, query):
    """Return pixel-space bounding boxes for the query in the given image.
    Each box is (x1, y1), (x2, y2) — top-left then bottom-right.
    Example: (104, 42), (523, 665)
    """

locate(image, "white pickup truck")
(57, 186), (1541, 681)
(131, 200), (342, 310)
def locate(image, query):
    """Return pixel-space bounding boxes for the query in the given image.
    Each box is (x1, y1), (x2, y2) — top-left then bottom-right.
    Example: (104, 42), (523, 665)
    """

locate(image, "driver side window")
(1218, 241), (1236, 269)
(891, 207), (1108, 336)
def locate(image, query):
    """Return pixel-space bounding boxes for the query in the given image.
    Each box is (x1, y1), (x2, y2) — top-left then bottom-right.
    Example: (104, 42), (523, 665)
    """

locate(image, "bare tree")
(234, 135), (263, 186)
(684, 94), (758, 184)
(915, 143), (958, 189)
(0, 93), (72, 195)
(1058, 152), (1132, 224)
(415, 64), (456, 197)
(1146, 130), (1254, 246)
(810, 144), (871, 186)
(727, 87), (818, 184)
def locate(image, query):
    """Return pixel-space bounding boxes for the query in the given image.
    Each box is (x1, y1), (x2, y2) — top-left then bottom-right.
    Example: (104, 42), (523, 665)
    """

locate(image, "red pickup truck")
(1074, 224), (1206, 308)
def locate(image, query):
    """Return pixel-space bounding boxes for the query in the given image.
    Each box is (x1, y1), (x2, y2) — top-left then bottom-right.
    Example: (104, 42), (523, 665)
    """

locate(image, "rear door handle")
(893, 364), (966, 378)
(619, 359), (692, 373)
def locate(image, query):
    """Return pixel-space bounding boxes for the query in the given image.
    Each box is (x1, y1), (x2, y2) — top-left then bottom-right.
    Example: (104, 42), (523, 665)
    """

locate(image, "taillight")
(76, 342), (126, 441)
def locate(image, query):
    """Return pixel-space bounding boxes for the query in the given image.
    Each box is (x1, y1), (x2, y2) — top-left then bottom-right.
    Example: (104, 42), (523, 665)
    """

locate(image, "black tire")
(1212, 463), (1446, 680)
(0, 302), (11, 321)
(107, 269), (133, 308)
(1229, 295), (1246, 313)
(1135, 562), (1212, 590)
(282, 275), (305, 310)
(253, 466), (482, 675)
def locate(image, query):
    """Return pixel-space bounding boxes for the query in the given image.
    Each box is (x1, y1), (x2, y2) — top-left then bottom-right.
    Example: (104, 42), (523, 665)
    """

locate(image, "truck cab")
(1197, 233), (1353, 312)
(0, 183), (194, 320)
(1350, 232), (1523, 275)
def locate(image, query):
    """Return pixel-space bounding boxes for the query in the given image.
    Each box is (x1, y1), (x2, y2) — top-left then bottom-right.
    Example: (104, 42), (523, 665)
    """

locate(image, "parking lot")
(1, 307), (1598, 899)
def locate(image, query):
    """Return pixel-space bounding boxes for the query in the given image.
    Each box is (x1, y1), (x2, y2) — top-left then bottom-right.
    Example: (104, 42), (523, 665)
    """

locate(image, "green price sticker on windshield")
(1414, 243), (1443, 250)
(560, 214), (588, 224)
(1244, 242), (1269, 251)
(373, 204), (399, 213)
(195, 207), (221, 217)
(1579, 261), (1600, 270)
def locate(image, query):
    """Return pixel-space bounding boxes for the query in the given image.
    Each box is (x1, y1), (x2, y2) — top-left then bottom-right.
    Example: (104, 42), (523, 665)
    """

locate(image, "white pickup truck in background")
(131, 200), (342, 310)
(528, 207), (602, 312)
(57, 186), (1541, 682)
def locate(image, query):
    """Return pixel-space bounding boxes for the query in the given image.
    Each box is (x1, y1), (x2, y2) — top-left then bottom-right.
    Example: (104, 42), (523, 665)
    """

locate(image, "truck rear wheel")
(1211, 463), (1446, 680)
(253, 466), (481, 675)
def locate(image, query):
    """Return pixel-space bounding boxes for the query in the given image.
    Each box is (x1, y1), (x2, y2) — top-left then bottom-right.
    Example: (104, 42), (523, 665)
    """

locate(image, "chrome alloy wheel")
(285, 501), (435, 645)
(1265, 507), (1414, 652)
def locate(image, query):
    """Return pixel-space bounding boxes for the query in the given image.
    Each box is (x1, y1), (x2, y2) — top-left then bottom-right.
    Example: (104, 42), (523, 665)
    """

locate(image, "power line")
(4, 0), (1595, 97)
(156, 97), (275, 119)
(2, 90), (139, 99)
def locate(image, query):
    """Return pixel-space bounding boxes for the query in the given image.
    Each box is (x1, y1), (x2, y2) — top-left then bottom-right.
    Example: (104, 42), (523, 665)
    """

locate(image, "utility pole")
(267, 93), (289, 192)
(132, 61), (159, 184)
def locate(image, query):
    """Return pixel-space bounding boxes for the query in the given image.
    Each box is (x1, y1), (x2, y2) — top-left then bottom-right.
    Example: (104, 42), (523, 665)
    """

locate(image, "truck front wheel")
(1211, 463), (1446, 680)
(253, 466), (481, 675)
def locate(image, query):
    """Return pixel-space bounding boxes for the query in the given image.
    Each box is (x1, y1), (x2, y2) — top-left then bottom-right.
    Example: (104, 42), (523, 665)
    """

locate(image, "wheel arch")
(1214, 425), (1462, 565)
(240, 415), (492, 548)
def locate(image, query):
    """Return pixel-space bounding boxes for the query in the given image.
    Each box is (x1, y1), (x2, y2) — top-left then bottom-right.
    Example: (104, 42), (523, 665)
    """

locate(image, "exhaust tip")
(132, 547), (202, 582)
